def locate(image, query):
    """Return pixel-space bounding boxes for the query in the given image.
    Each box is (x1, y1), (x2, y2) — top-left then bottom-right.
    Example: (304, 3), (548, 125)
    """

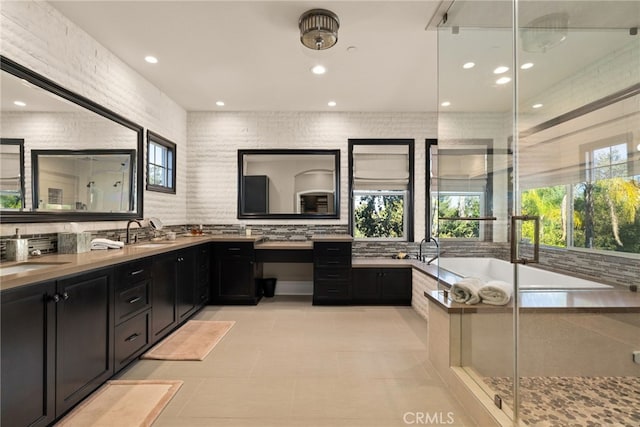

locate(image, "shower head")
(86, 181), (95, 188)
(113, 181), (122, 187)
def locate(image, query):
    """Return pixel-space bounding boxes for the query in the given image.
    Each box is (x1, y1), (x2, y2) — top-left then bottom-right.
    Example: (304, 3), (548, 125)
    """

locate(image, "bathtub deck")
(425, 289), (640, 313)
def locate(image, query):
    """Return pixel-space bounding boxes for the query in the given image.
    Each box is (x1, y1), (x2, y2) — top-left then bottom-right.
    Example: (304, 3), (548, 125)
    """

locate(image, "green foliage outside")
(354, 194), (404, 238)
(522, 177), (640, 254)
(436, 195), (480, 238)
(521, 185), (566, 247)
(0, 194), (22, 209)
(573, 177), (640, 253)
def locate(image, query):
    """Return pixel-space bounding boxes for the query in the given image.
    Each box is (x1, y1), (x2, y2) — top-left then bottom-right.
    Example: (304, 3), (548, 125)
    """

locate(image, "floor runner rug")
(56, 380), (182, 426)
(142, 320), (235, 361)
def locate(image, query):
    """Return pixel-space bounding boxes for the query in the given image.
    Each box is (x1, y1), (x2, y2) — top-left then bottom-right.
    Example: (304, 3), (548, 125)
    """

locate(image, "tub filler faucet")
(419, 237), (439, 262)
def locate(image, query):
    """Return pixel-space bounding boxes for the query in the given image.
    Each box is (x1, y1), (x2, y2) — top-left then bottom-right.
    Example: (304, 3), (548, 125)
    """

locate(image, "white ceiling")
(48, 0), (639, 113)
(50, 1), (441, 112)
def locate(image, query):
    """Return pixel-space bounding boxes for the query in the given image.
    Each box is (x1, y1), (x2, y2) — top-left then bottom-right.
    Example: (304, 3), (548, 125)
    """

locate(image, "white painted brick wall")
(187, 111), (437, 240)
(0, 0), (188, 235)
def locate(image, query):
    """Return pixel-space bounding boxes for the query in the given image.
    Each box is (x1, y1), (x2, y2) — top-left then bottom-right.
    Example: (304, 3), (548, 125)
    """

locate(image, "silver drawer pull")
(128, 296), (141, 304)
(228, 247), (241, 251)
(326, 248), (340, 252)
(130, 269), (145, 276)
(125, 333), (140, 342)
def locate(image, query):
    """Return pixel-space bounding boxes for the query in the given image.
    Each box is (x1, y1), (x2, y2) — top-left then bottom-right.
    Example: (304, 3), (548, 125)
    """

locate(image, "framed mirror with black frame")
(0, 55), (144, 223)
(237, 149), (340, 219)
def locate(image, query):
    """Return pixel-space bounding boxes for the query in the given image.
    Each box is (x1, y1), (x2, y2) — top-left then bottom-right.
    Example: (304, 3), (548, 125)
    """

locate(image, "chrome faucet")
(126, 219), (142, 244)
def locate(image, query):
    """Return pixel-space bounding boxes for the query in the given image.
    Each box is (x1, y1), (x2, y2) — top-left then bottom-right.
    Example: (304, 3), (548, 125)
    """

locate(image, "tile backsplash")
(1, 224), (637, 289)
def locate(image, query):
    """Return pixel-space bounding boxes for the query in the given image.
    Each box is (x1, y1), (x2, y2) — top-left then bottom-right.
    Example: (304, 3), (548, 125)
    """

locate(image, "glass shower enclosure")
(433, 1), (639, 425)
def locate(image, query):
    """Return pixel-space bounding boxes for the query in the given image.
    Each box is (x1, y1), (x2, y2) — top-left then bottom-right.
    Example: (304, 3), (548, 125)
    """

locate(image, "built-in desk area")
(254, 241), (314, 263)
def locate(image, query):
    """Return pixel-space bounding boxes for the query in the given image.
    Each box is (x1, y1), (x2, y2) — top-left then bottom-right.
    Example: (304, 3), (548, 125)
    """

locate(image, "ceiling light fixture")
(441, 101), (451, 107)
(216, 101), (225, 107)
(493, 66), (509, 74)
(521, 62), (534, 70)
(145, 55), (158, 64)
(13, 101), (26, 107)
(311, 65), (326, 75)
(462, 62), (475, 69)
(496, 77), (511, 85)
(327, 101), (337, 107)
(521, 12), (569, 53)
(299, 9), (340, 50)
(532, 103), (543, 109)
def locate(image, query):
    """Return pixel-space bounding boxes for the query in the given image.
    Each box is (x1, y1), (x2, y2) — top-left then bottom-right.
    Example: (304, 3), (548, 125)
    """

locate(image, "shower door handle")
(510, 215), (540, 264)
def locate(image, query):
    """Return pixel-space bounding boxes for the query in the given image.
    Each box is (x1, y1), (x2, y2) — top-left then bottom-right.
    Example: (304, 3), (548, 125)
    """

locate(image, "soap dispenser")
(6, 228), (29, 262)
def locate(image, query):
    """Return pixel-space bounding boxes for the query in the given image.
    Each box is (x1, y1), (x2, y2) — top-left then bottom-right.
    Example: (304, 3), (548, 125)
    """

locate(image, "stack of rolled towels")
(450, 277), (512, 306)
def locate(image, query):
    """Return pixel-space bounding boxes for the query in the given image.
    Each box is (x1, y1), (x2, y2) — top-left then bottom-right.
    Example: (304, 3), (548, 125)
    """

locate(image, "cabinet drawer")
(115, 281), (150, 323)
(215, 242), (254, 257)
(314, 256), (351, 268)
(314, 266), (351, 281)
(313, 242), (352, 258)
(115, 311), (150, 369)
(115, 259), (152, 288)
(314, 280), (351, 298)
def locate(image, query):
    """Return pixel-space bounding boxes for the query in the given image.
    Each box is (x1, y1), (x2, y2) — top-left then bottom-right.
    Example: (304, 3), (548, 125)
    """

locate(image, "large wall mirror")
(0, 56), (144, 222)
(238, 149), (340, 219)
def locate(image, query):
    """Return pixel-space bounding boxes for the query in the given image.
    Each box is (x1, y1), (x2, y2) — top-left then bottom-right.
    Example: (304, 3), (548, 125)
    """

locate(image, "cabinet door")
(56, 269), (114, 415)
(380, 268), (412, 304)
(352, 268), (382, 302)
(213, 243), (258, 304)
(1, 282), (56, 427)
(177, 248), (197, 321)
(151, 253), (178, 341)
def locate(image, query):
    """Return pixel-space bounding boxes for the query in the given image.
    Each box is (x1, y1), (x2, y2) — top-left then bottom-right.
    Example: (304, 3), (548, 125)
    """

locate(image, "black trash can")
(262, 278), (277, 297)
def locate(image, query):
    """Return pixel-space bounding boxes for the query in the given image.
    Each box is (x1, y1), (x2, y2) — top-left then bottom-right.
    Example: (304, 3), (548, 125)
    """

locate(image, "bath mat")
(56, 380), (182, 426)
(142, 320), (235, 361)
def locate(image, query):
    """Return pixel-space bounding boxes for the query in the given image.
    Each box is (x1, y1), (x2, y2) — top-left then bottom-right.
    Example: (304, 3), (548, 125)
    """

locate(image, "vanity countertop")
(254, 241), (314, 250)
(0, 234), (260, 291)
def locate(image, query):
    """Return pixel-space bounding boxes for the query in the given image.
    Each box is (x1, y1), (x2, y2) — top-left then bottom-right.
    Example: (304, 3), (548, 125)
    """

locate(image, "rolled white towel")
(450, 277), (484, 305)
(478, 280), (513, 305)
(91, 238), (124, 250)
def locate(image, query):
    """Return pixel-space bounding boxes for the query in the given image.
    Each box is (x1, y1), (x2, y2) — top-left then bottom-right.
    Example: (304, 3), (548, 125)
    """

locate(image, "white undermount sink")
(133, 242), (173, 248)
(0, 262), (70, 277)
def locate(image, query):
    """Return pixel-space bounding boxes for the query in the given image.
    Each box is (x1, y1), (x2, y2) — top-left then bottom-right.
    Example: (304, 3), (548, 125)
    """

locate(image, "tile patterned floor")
(117, 296), (475, 426)
(484, 376), (640, 426)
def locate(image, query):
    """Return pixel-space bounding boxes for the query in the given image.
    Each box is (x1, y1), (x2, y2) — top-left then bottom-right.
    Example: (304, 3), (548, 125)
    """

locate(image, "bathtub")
(434, 257), (613, 290)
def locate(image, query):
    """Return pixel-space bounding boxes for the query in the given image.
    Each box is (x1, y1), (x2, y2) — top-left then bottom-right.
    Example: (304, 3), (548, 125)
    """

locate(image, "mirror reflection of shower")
(33, 150), (134, 213)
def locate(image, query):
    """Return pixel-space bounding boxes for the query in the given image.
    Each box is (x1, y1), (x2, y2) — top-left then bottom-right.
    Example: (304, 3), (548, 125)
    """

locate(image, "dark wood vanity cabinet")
(352, 267), (412, 305)
(151, 251), (179, 341)
(313, 241), (352, 304)
(114, 259), (152, 371)
(1, 281), (56, 427)
(1, 268), (114, 425)
(212, 242), (262, 304)
(55, 269), (114, 414)
(195, 244), (211, 307)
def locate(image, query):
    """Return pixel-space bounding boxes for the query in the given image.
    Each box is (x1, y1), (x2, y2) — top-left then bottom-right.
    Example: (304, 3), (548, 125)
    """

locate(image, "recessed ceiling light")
(311, 65), (326, 75)
(496, 77), (512, 85)
(346, 46), (358, 53)
(493, 66), (509, 74)
(636, 143), (640, 152)
(521, 62), (534, 70)
(441, 101), (451, 107)
(216, 101), (225, 107)
(327, 101), (337, 107)
(144, 56), (158, 64)
(13, 101), (26, 107)
(462, 62), (475, 69)
(532, 103), (543, 109)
